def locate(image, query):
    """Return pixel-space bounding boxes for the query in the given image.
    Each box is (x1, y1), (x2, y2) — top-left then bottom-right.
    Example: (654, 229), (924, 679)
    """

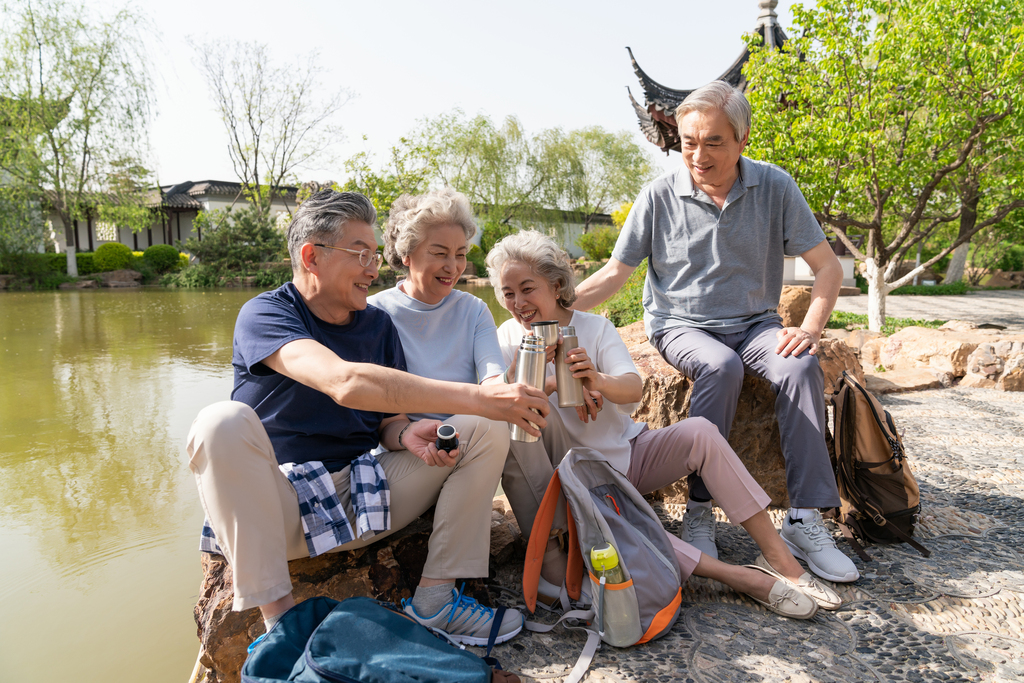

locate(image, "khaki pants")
(187, 401), (509, 611)
(502, 411), (771, 581)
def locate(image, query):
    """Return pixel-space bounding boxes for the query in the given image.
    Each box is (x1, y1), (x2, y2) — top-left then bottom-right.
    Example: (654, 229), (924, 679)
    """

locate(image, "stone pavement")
(833, 290), (1024, 331)
(480, 386), (1024, 682)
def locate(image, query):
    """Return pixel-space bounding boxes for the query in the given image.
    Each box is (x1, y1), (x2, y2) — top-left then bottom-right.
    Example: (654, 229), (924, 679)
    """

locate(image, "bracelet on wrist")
(397, 422), (411, 450)
(503, 367), (511, 383)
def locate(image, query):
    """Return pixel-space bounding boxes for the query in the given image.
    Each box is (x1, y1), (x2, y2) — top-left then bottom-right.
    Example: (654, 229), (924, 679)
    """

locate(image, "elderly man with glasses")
(186, 190), (549, 649)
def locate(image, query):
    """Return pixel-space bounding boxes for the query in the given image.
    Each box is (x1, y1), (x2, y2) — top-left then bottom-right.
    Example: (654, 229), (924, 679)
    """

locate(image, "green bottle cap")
(590, 543), (619, 571)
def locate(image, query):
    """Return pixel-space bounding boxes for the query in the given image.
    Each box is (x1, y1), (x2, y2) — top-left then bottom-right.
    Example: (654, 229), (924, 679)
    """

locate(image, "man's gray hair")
(674, 81), (751, 143)
(286, 190), (377, 268)
(383, 188), (477, 271)
(485, 230), (577, 309)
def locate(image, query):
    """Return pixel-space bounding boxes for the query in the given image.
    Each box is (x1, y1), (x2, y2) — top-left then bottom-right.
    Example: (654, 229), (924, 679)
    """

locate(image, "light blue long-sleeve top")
(368, 282), (505, 421)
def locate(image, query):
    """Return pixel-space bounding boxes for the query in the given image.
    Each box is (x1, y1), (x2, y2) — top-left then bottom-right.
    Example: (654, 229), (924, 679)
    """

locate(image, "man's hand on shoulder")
(775, 326), (820, 357)
(478, 382), (550, 437)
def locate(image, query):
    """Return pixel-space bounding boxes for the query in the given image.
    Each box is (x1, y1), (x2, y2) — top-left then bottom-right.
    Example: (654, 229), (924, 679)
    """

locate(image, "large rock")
(817, 337), (864, 394)
(618, 322), (858, 508)
(98, 269), (142, 287)
(194, 507), (522, 683)
(999, 354), (1024, 391)
(864, 369), (944, 394)
(778, 286), (812, 328)
(880, 327), (981, 376)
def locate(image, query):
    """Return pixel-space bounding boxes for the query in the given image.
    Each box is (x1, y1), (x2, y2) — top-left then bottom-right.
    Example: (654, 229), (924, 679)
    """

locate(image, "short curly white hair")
(485, 230), (577, 309)
(382, 188), (477, 271)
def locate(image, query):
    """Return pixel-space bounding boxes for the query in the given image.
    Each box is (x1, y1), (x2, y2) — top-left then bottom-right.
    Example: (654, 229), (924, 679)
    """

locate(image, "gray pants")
(653, 319), (840, 509)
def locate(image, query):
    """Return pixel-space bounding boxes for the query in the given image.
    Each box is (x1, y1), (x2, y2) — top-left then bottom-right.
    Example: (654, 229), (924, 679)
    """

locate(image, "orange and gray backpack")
(522, 447), (682, 683)
(827, 371), (930, 559)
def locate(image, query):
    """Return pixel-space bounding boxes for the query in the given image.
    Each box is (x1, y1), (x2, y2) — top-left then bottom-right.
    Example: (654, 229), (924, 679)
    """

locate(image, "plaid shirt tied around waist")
(200, 453), (391, 558)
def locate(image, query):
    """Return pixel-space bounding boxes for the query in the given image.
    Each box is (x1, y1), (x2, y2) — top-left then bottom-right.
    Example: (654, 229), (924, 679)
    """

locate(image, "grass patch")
(826, 310), (946, 336)
(889, 281), (969, 296)
(596, 260), (646, 327)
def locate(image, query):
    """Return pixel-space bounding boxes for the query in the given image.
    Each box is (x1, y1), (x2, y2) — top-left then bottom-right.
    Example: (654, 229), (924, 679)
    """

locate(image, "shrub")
(254, 266), (293, 288)
(576, 226), (619, 261)
(997, 244), (1024, 272)
(161, 264), (220, 288)
(467, 244), (486, 276)
(599, 260), (647, 327)
(144, 244), (183, 273)
(76, 252), (97, 275)
(179, 205), (286, 273)
(94, 242), (133, 272)
(480, 220), (515, 254)
(889, 281), (969, 296)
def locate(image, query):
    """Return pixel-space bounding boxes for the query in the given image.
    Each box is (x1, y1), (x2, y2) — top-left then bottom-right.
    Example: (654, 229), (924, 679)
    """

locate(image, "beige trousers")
(186, 401), (509, 611)
(503, 411), (771, 581)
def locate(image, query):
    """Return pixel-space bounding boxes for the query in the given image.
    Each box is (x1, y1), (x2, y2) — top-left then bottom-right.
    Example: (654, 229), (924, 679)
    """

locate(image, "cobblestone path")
(484, 387), (1024, 682)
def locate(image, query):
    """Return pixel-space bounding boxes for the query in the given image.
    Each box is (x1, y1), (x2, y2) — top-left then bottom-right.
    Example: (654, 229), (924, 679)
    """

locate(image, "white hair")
(674, 81), (751, 143)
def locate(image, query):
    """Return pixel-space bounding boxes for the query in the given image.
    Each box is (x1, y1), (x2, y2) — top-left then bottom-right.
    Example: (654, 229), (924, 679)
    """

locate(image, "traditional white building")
(48, 180), (297, 253)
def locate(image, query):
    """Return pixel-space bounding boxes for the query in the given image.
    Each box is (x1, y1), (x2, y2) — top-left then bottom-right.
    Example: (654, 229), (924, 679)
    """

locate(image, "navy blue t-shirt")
(230, 282), (407, 472)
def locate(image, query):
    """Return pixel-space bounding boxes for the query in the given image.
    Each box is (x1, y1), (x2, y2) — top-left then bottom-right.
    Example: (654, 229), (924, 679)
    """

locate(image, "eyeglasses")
(313, 243), (384, 268)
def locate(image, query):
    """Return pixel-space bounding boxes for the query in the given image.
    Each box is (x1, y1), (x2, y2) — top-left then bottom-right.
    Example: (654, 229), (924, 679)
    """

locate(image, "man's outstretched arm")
(572, 257), (637, 312)
(263, 338), (549, 435)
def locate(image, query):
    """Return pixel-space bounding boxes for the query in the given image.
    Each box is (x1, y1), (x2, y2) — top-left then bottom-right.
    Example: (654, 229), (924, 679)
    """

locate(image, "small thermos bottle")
(555, 325), (586, 408)
(591, 542), (628, 637)
(509, 334), (547, 443)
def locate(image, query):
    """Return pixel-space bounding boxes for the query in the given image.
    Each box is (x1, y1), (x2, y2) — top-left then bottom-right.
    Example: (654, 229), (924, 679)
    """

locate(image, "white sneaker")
(680, 504), (718, 560)
(781, 510), (860, 583)
(403, 586), (524, 647)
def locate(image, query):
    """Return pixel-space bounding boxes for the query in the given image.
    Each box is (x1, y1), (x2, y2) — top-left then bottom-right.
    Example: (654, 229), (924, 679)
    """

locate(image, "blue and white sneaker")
(403, 585), (524, 647)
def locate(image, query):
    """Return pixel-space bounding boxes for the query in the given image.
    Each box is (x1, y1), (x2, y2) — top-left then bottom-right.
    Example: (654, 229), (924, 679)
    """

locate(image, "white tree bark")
(944, 241), (971, 284)
(65, 243), (78, 278)
(865, 259), (888, 331)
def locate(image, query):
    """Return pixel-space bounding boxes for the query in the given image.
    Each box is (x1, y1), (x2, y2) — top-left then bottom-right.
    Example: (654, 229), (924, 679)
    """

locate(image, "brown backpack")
(826, 371), (930, 559)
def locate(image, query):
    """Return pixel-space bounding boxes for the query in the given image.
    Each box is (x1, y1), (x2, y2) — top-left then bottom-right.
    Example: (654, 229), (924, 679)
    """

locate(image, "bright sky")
(131, 0), (799, 186)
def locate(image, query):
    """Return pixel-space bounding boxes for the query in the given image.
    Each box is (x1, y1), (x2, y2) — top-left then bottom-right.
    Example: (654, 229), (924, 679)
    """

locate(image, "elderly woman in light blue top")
(367, 188), (518, 629)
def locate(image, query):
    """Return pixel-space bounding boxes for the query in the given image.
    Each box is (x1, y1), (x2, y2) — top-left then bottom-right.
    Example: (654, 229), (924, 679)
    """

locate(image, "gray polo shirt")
(612, 156), (825, 337)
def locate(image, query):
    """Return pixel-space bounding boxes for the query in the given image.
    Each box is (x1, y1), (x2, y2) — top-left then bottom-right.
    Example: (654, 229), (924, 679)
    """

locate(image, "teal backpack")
(242, 596), (505, 683)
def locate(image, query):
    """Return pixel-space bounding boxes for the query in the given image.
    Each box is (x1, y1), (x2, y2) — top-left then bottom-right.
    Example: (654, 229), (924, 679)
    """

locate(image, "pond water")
(0, 283), (510, 683)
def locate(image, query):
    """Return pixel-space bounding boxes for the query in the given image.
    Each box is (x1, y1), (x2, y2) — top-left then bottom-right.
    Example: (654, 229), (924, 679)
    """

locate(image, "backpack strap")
(525, 608), (601, 683)
(524, 471), (564, 614)
(836, 520), (872, 563)
(565, 508), (584, 602)
(863, 508), (932, 557)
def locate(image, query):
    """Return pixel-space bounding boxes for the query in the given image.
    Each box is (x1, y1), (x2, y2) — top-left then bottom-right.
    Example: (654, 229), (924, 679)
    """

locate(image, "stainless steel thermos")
(530, 320), (559, 346)
(510, 334), (547, 442)
(555, 325), (586, 407)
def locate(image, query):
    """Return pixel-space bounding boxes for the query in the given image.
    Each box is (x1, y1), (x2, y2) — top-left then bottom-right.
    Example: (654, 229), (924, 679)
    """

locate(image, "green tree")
(190, 39), (351, 217)
(543, 127), (654, 233)
(0, 183), (44, 254)
(409, 109), (559, 230)
(0, 0), (154, 276)
(337, 139), (430, 222)
(744, 0), (1024, 330)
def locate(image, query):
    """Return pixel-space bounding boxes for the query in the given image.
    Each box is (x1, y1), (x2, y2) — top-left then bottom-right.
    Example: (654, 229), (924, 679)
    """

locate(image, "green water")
(0, 283), (509, 683)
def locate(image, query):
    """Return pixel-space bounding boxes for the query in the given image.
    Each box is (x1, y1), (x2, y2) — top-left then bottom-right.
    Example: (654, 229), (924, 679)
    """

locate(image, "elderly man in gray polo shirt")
(575, 81), (858, 584)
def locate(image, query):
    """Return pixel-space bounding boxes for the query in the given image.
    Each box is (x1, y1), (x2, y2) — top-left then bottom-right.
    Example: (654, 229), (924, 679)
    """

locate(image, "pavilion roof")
(628, 3), (787, 154)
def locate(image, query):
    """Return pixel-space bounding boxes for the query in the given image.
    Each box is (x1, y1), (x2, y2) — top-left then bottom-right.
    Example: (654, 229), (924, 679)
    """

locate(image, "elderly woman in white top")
(488, 230), (842, 619)
(367, 188), (524, 638)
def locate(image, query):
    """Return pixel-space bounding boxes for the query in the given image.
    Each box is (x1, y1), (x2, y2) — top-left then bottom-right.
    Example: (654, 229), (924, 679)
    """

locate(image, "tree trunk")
(944, 193), (979, 284)
(62, 213), (78, 277)
(865, 258), (887, 332)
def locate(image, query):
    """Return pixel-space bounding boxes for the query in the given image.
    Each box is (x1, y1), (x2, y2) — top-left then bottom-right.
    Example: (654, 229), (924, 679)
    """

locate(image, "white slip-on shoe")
(753, 553), (843, 610)
(781, 510), (860, 583)
(742, 564), (819, 620)
(679, 505), (719, 560)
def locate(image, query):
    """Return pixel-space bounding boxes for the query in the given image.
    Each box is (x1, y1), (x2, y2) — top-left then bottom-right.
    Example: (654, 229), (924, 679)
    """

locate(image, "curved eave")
(627, 22), (788, 154)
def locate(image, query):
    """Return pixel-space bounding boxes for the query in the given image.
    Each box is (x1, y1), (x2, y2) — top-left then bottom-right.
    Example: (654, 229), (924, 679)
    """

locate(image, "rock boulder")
(778, 286), (812, 328)
(98, 269), (142, 287)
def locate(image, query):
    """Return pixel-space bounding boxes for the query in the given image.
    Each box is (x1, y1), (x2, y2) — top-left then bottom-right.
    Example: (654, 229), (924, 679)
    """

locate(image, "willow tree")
(744, 0), (1024, 330)
(0, 1), (153, 276)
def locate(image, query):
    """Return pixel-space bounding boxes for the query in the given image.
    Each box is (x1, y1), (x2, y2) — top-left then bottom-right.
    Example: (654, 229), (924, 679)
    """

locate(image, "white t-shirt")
(370, 283), (505, 421)
(497, 310), (644, 474)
